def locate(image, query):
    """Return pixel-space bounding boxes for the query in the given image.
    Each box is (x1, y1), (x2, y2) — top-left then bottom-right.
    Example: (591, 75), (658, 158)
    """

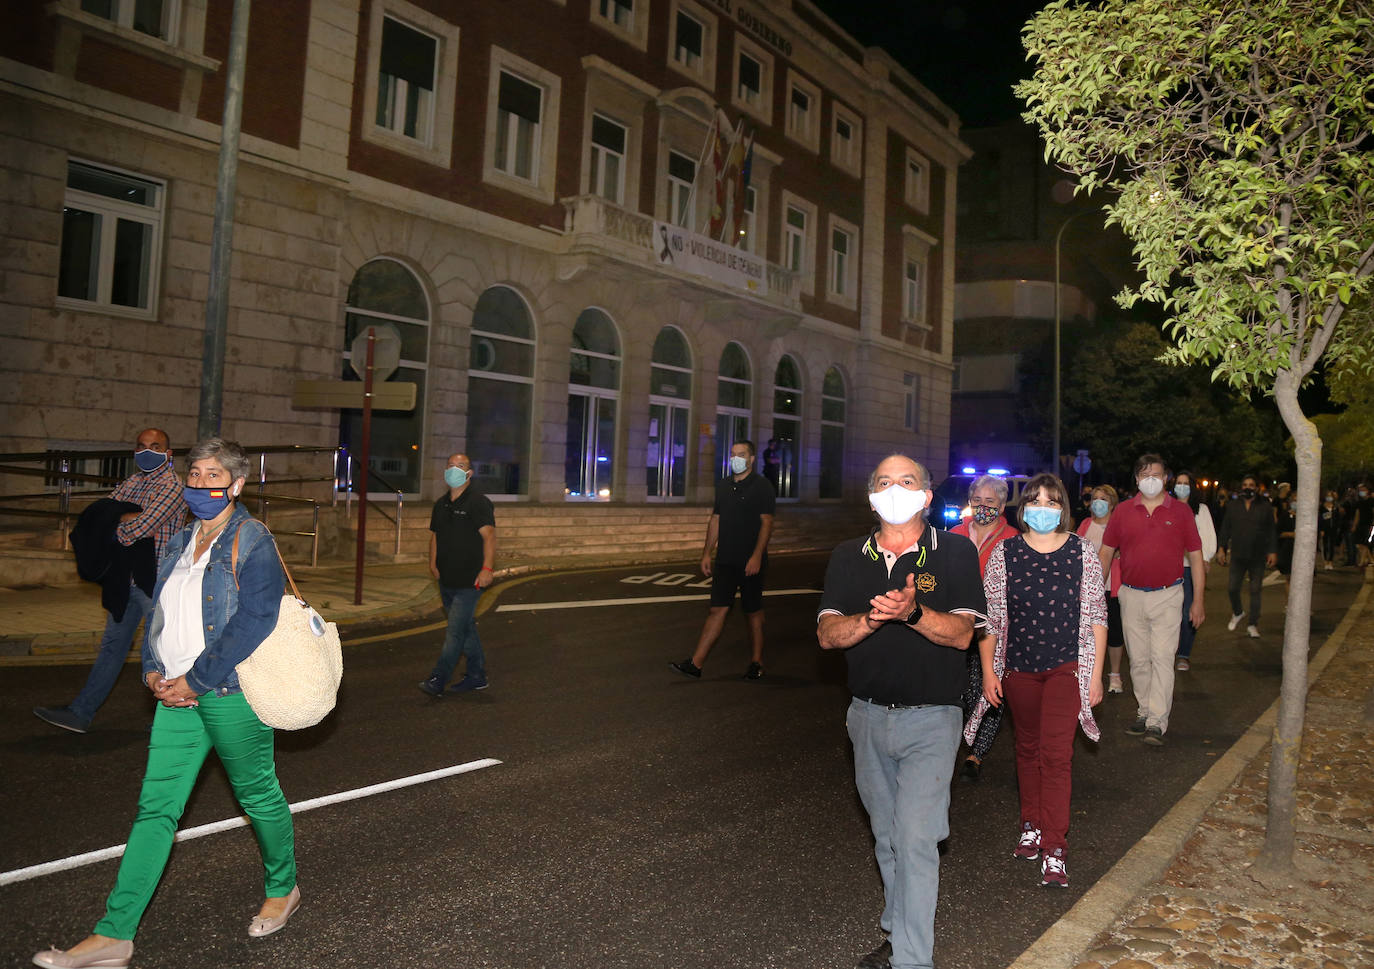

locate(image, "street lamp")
(1053, 208), (1099, 476)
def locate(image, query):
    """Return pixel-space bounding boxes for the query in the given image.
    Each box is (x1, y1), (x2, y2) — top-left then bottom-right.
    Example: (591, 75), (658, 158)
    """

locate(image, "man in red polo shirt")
(1099, 454), (1205, 746)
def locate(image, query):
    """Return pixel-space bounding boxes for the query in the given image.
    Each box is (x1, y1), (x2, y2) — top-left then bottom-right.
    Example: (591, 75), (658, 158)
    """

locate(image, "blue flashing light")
(961, 466), (977, 474)
(596, 455), (609, 462)
(942, 505), (961, 525)
(987, 467), (1010, 476)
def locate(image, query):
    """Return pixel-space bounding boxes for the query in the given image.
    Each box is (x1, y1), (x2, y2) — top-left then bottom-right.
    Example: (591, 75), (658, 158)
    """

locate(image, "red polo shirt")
(1101, 492), (1202, 589)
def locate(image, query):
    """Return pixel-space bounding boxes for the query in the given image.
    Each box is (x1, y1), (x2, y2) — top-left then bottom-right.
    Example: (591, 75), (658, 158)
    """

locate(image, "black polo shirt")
(712, 471), (776, 566)
(817, 525), (987, 707)
(430, 487), (495, 588)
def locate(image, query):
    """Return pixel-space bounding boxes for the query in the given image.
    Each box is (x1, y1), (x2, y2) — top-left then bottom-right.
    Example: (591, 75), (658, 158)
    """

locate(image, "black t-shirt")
(429, 488), (496, 588)
(712, 471), (776, 566)
(818, 526), (987, 707)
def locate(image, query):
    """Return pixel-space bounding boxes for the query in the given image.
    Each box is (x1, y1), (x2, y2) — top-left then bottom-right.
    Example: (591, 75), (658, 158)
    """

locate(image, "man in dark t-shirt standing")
(671, 440), (776, 680)
(420, 452), (496, 696)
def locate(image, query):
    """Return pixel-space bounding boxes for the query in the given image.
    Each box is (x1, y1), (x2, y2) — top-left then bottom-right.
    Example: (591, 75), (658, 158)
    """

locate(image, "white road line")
(0, 758), (502, 887)
(495, 589), (821, 613)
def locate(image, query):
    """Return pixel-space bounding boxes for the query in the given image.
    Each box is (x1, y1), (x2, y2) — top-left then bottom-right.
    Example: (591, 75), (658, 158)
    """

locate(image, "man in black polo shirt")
(818, 454), (985, 969)
(671, 440), (776, 680)
(419, 452), (496, 696)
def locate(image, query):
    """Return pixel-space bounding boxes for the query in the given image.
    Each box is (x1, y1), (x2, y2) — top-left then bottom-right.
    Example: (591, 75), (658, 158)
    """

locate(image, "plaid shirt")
(111, 461), (186, 560)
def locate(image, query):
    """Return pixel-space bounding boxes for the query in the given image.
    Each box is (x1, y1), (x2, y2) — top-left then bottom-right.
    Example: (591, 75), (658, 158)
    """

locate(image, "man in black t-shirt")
(419, 452), (497, 696)
(817, 454), (986, 969)
(670, 440), (776, 680)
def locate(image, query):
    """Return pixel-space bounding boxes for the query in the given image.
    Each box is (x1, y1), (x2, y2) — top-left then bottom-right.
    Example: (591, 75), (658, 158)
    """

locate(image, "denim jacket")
(141, 504), (285, 697)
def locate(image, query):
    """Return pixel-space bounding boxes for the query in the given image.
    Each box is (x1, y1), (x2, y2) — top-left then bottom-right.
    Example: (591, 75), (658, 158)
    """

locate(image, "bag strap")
(230, 522), (304, 601)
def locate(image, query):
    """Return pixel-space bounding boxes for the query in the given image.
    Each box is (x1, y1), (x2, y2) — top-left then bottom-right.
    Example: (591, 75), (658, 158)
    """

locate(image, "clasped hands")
(866, 573), (917, 627)
(144, 671), (199, 708)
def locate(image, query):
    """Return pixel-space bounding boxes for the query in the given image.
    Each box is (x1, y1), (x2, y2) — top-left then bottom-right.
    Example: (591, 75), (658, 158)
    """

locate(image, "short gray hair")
(969, 474), (1008, 506)
(186, 437), (251, 482)
(866, 454), (930, 492)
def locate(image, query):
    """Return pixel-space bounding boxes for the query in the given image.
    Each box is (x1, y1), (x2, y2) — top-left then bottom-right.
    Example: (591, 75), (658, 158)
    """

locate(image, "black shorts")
(710, 561), (766, 612)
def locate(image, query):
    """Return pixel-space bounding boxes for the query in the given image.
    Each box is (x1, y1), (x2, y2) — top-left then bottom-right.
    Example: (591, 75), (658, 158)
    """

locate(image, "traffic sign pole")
(354, 329), (376, 605)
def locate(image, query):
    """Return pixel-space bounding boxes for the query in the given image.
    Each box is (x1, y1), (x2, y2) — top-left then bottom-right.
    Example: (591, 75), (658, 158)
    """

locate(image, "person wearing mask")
(967, 472), (1107, 888)
(1076, 485), (1125, 693)
(950, 475), (1019, 780)
(1354, 482), (1374, 568)
(1099, 454), (1205, 746)
(32, 438), (297, 969)
(34, 428), (187, 734)
(1216, 475), (1277, 638)
(1318, 490), (1339, 571)
(672, 440), (775, 680)
(1172, 471), (1217, 671)
(419, 453), (497, 696)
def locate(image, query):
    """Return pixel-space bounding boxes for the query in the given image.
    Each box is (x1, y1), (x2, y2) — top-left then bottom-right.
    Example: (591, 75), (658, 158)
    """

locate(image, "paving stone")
(1125, 939), (1174, 956)
(1133, 927), (1183, 942)
(1107, 960), (1158, 969)
(1216, 955), (1254, 968)
(1179, 953), (1213, 967)
(1277, 935), (1306, 953)
(1216, 924), (1248, 942)
(1165, 918), (1202, 931)
(1086, 945), (1132, 962)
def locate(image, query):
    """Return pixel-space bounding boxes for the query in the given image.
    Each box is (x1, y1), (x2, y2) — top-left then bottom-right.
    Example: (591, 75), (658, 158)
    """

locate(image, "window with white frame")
(496, 71), (542, 181)
(674, 8), (702, 68)
(901, 224), (936, 326)
(57, 160), (165, 316)
(667, 150), (696, 227)
(903, 371), (921, 432)
(591, 0), (648, 49)
(827, 216), (859, 307)
(819, 366), (845, 499)
(904, 146), (930, 212)
(668, 0), (716, 84)
(589, 113), (627, 203)
(831, 107), (861, 175)
(780, 193), (816, 294)
(739, 53), (761, 104)
(376, 16), (437, 143)
(785, 73), (820, 151)
(484, 49), (561, 202)
(731, 35), (772, 123)
(78, 0), (179, 40)
(737, 186), (756, 252)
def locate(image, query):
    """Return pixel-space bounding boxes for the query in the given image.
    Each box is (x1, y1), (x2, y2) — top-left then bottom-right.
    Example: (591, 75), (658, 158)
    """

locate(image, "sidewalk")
(1013, 569), (1374, 969)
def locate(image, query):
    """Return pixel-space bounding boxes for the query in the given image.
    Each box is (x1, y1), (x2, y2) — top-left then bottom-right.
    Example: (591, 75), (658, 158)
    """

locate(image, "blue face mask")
(444, 466), (468, 489)
(729, 455), (749, 475)
(184, 485), (234, 520)
(134, 448), (167, 473)
(1174, 484), (1191, 500)
(1024, 506), (1062, 534)
(1090, 498), (1109, 519)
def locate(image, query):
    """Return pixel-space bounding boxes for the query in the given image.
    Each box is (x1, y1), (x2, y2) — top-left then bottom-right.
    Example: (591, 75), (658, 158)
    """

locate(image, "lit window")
(668, 151), (696, 227)
(495, 71), (543, 182)
(80, 0), (177, 40)
(589, 113), (627, 204)
(376, 17), (437, 143)
(58, 160), (164, 316)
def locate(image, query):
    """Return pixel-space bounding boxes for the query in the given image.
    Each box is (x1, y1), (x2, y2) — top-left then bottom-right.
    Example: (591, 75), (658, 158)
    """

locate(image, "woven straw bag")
(231, 525), (343, 730)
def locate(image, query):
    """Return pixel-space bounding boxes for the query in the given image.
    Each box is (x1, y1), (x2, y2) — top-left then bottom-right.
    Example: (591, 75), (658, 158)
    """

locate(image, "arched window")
(566, 309), (620, 499)
(647, 326), (692, 499)
(769, 354), (802, 498)
(341, 258), (430, 494)
(820, 367), (845, 499)
(467, 286), (535, 495)
(716, 342), (752, 478)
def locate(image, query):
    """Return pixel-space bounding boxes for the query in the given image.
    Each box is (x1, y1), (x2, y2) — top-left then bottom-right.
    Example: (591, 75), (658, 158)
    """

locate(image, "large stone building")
(2, 0), (968, 511)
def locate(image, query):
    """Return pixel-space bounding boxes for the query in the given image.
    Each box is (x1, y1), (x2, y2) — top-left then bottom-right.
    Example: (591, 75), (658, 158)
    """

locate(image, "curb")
(1006, 574), (1373, 969)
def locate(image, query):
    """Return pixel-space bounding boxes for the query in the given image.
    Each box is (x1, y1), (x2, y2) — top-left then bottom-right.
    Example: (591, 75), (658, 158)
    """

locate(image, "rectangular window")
(903, 372), (921, 431)
(832, 112), (860, 172)
(784, 205), (806, 273)
(738, 52), (761, 104)
(376, 17), (437, 143)
(831, 227), (850, 296)
(495, 71), (543, 181)
(789, 86), (810, 137)
(904, 259), (924, 321)
(668, 150), (695, 227)
(737, 186), (756, 252)
(81, 0), (176, 40)
(58, 160), (164, 315)
(674, 9), (703, 68)
(599, 0), (633, 28)
(589, 113), (627, 204)
(905, 148), (930, 211)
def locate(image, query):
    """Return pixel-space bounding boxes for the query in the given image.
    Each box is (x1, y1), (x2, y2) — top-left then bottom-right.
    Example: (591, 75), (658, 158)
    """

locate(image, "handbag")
(230, 524), (343, 730)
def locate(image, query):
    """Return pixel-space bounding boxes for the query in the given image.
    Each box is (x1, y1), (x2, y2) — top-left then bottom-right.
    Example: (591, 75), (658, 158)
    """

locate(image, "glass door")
(566, 392), (617, 499)
(647, 400), (689, 499)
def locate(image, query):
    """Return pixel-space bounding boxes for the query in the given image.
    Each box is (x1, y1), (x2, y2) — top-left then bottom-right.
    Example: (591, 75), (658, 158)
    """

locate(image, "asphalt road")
(1, 555), (1362, 969)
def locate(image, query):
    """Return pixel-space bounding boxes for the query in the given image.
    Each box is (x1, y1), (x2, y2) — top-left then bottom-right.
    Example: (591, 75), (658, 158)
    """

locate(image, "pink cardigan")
(964, 533), (1109, 743)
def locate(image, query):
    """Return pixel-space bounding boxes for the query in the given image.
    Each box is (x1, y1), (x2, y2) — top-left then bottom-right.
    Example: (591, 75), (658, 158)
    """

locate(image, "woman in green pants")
(35, 438), (299, 969)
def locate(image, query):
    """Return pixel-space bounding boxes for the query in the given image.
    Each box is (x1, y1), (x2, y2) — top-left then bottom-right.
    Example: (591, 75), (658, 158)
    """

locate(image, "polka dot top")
(1004, 534), (1082, 673)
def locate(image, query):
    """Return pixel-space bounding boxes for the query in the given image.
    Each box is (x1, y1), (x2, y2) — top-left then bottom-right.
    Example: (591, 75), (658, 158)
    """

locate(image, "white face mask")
(869, 485), (928, 525)
(729, 455), (749, 475)
(1138, 476), (1164, 498)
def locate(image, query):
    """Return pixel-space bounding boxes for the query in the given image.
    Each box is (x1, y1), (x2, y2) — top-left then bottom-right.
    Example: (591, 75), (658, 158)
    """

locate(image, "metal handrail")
(337, 457), (405, 557)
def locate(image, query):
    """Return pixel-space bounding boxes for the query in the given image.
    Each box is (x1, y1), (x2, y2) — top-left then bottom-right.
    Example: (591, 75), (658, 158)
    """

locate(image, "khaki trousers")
(1118, 583), (1184, 734)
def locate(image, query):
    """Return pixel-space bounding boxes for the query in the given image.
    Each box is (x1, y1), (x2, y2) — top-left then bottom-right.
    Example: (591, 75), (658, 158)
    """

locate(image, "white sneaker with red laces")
(1040, 847), (1068, 887)
(1013, 825), (1042, 860)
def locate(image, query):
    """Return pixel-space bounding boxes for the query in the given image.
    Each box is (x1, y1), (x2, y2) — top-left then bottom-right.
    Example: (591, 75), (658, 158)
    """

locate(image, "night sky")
(809, 0), (1050, 126)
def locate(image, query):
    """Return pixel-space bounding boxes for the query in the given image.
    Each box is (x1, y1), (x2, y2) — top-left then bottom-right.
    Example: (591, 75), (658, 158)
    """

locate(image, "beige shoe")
(248, 885), (301, 938)
(32, 939), (133, 968)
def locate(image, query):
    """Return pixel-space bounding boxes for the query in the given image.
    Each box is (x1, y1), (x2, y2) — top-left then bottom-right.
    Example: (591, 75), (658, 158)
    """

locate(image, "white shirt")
(156, 526), (214, 679)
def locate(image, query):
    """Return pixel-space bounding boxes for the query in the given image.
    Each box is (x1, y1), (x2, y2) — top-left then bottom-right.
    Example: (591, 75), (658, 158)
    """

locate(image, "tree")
(1019, 0), (1374, 875)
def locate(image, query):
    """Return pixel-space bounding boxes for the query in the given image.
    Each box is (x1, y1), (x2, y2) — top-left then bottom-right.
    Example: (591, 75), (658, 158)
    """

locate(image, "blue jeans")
(847, 699), (962, 969)
(70, 585), (152, 725)
(1177, 565), (1197, 659)
(431, 585), (485, 685)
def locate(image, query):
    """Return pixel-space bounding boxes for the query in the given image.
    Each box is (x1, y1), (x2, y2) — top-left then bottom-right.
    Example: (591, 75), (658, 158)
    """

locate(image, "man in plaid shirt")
(34, 428), (187, 733)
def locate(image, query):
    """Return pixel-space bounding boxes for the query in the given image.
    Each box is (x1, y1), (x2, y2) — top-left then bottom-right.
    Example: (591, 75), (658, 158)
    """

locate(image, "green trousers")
(95, 690), (296, 940)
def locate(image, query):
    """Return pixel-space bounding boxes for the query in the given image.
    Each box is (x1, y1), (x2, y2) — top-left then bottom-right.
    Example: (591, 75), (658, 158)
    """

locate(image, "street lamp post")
(1053, 209), (1097, 477)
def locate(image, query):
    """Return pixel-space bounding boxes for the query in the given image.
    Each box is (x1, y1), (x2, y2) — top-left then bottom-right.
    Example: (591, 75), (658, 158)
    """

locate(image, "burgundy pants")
(1004, 661), (1080, 854)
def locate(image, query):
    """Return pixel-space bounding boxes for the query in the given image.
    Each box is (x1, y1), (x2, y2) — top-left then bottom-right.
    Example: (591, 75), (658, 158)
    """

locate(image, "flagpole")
(685, 113), (723, 234)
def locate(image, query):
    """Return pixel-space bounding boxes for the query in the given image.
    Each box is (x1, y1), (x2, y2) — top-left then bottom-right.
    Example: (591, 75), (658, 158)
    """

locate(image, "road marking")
(0, 758), (502, 887)
(495, 589), (821, 613)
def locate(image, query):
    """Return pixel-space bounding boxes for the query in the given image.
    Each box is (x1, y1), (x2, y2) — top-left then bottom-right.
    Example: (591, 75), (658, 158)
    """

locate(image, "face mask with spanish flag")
(183, 484), (235, 520)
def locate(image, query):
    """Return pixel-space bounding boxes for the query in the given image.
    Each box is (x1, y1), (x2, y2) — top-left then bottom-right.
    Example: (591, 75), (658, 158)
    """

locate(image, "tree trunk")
(1256, 370), (1321, 874)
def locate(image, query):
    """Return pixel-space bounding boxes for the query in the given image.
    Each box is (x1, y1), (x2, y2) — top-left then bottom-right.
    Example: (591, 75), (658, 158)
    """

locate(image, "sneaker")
(670, 660), (702, 678)
(418, 677), (444, 697)
(1143, 726), (1165, 746)
(856, 938), (892, 969)
(446, 674), (488, 694)
(1175, 657), (1190, 671)
(1227, 612), (1245, 631)
(1107, 673), (1124, 694)
(33, 706), (90, 734)
(1247, 625), (1261, 638)
(1013, 824), (1042, 860)
(1040, 847), (1068, 887)
(1125, 717), (1147, 736)
(743, 662), (764, 681)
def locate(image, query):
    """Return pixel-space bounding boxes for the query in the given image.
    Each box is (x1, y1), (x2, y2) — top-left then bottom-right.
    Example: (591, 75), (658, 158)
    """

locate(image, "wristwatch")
(905, 602), (924, 626)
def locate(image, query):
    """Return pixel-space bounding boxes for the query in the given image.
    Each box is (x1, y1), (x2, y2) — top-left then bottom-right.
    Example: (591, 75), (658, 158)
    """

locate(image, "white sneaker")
(1247, 625), (1260, 638)
(1227, 613), (1245, 631)
(1107, 673), (1124, 694)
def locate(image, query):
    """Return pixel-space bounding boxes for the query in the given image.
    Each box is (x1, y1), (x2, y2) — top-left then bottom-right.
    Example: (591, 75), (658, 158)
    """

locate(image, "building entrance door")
(646, 400), (688, 499)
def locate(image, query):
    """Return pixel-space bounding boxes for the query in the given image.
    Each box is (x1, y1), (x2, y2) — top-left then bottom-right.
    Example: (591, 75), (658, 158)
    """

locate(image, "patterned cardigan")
(963, 532), (1109, 743)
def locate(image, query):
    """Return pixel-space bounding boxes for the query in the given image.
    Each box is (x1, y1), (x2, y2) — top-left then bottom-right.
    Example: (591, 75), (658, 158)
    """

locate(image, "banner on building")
(652, 221), (768, 296)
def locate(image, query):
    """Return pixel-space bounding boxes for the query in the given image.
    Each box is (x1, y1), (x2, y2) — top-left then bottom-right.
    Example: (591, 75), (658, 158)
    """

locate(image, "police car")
(931, 468), (1032, 529)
